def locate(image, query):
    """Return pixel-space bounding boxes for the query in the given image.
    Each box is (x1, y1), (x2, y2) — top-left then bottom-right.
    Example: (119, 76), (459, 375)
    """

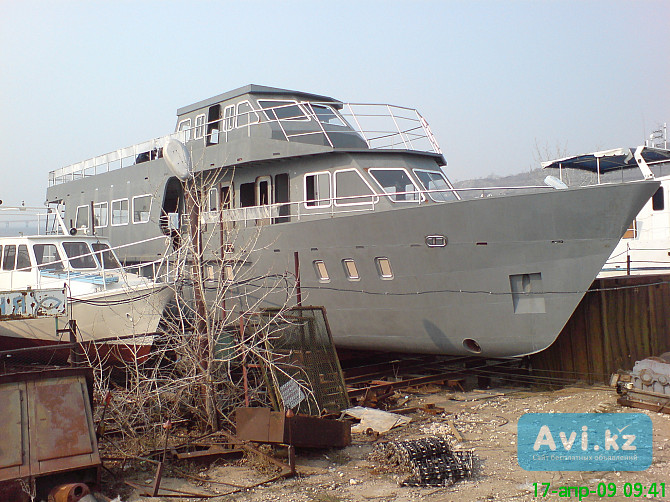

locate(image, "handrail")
(48, 101), (442, 187)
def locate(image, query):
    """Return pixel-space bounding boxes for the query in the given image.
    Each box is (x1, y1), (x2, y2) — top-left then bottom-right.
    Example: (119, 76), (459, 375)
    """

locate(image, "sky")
(0, 0), (668, 207)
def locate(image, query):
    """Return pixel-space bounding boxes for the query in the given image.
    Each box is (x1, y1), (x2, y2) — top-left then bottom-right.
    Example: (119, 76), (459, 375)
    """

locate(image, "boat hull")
(222, 181), (658, 357)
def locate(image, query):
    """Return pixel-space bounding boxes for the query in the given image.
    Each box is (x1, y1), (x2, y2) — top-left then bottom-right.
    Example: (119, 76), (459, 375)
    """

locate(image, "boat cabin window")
(368, 168), (423, 202)
(132, 194), (152, 224)
(237, 101), (259, 127)
(310, 104), (346, 127)
(63, 242), (97, 269)
(2, 245), (15, 270)
(221, 184), (233, 210)
(112, 199), (129, 226)
(256, 176), (271, 206)
(33, 244), (64, 271)
(653, 187), (664, 211)
(75, 205), (89, 230)
(342, 259), (360, 281)
(207, 187), (218, 212)
(92, 243), (121, 269)
(177, 118), (192, 142)
(375, 257), (394, 279)
(194, 114), (206, 140)
(313, 260), (330, 282)
(223, 105), (235, 132)
(207, 105), (221, 145)
(258, 100), (309, 122)
(413, 169), (457, 202)
(305, 172), (331, 208)
(334, 169), (376, 206)
(16, 245), (30, 271)
(240, 182), (255, 207)
(274, 173), (290, 223)
(93, 202), (108, 228)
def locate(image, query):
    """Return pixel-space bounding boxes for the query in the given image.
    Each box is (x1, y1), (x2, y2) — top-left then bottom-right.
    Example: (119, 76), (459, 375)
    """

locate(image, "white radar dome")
(164, 139), (193, 181)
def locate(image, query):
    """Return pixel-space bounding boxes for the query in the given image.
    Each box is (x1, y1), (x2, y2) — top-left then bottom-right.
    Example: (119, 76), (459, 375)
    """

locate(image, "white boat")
(0, 207), (173, 361)
(542, 129), (670, 278)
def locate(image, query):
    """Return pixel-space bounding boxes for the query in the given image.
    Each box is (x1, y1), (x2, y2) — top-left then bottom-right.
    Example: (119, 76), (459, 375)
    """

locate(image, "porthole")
(426, 235), (447, 247)
(313, 260), (330, 283)
(342, 258), (360, 281)
(375, 257), (394, 279)
(463, 338), (482, 354)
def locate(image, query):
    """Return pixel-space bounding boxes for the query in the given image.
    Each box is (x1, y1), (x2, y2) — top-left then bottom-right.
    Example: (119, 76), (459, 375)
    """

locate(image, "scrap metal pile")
(375, 436), (474, 487)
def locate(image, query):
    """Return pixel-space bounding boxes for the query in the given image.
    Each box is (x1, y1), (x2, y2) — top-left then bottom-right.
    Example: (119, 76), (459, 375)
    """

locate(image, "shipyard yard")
(105, 382), (670, 502)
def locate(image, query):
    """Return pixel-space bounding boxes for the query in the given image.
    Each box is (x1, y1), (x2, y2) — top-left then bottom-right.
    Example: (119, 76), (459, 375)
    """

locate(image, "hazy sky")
(1, 1), (668, 206)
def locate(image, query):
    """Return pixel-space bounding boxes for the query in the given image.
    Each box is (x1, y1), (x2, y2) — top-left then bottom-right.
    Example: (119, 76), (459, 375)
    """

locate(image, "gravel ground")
(118, 384), (670, 502)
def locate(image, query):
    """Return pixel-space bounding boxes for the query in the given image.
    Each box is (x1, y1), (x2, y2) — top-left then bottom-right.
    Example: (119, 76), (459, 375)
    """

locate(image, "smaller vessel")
(0, 206), (173, 361)
(542, 131), (670, 277)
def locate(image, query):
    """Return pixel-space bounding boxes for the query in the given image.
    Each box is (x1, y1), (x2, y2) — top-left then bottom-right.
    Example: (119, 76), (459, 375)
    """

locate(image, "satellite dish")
(164, 139), (193, 181)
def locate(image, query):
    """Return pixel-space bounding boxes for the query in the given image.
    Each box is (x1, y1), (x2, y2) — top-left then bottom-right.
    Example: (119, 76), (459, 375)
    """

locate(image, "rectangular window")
(75, 205), (89, 229)
(256, 176), (271, 206)
(305, 172), (331, 208)
(93, 202), (108, 228)
(223, 105), (235, 132)
(221, 185), (233, 210)
(414, 169), (458, 202)
(16, 244), (31, 270)
(653, 187), (664, 211)
(313, 260), (330, 282)
(207, 187), (218, 212)
(34, 244), (64, 270)
(2, 245), (15, 270)
(178, 118), (192, 142)
(207, 105), (221, 145)
(342, 259), (360, 281)
(194, 114), (206, 139)
(369, 168), (423, 202)
(375, 257), (393, 279)
(112, 199), (129, 226)
(92, 243), (121, 269)
(63, 242), (98, 269)
(133, 195), (152, 223)
(237, 101), (259, 127)
(240, 182), (255, 207)
(223, 263), (234, 283)
(258, 100), (309, 122)
(310, 104), (346, 126)
(334, 169), (377, 206)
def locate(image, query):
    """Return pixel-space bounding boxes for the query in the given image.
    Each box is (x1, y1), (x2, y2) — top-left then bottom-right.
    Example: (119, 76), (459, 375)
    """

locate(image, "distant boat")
(0, 207), (173, 361)
(44, 85), (658, 357)
(542, 134), (670, 277)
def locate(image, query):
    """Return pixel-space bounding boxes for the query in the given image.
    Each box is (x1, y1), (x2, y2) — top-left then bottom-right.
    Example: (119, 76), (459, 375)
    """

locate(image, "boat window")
(221, 184), (233, 210)
(256, 176), (271, 206)
(16, 245), (31, 271)
(368, 168), (423, 202)
(112, 199), (129, 226)
(3, 245), (15, 270)
(93, 202), (108, 228)
(223, 264), (234, 282)
(237, 101), (259, 127)
(653, 187), (664, 211)
(413, 169), (457, 202)
(75, 205), (89, 229)
(305, 172), (331, 208)
(207, 187), (218, 212)
(310, 104), (346, 126)
(63, 242), (98, 269)
(92, 243), (121, 269)
(375, 257), (394, 279)
(274, 173), (290, 223)
(313, 260), (330, 282)
(207, 105), (221, 145)
(223, 105), (235, 132)
(334, 169), (377, 206)
(342, 259), (360, 281)
(34, 244), (64, 271)
(240, 182), (255, 207)
(132, 195), (152, 224)
(194, 114), (206, 139)
(177, 118), (192, 142)
(258, 100), (309, 122)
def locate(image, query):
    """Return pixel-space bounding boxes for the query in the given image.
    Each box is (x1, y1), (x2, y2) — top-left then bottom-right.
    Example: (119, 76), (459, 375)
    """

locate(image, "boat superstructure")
(45, 85), (659, 357)
(0, 207), (173, 357)
(542, 132), (670, 277)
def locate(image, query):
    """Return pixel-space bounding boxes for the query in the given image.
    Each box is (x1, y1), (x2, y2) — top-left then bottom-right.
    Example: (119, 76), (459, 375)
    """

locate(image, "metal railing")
(48, 101), (443, 187)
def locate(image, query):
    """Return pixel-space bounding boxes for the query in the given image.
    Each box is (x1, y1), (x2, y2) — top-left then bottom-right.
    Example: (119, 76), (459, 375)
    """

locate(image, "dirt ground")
(116, 384), (670, 502)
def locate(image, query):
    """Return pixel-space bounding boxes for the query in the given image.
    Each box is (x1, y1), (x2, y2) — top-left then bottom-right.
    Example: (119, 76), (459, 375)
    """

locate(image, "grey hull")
(226, 181), (657, 357)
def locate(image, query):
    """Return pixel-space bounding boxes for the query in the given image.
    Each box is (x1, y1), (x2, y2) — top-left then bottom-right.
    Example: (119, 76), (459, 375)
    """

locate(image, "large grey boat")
(45, 85), (658, 357)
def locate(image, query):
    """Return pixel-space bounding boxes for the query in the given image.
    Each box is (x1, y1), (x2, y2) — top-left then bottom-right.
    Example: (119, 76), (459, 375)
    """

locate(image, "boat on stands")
(542, 125), (670, 277)
(0, 207), (173, 362)
(45, 85), (658, 357)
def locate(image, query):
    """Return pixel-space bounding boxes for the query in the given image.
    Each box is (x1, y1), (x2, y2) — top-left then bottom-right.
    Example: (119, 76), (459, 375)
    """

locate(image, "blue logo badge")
(518, 413), (652, 471)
